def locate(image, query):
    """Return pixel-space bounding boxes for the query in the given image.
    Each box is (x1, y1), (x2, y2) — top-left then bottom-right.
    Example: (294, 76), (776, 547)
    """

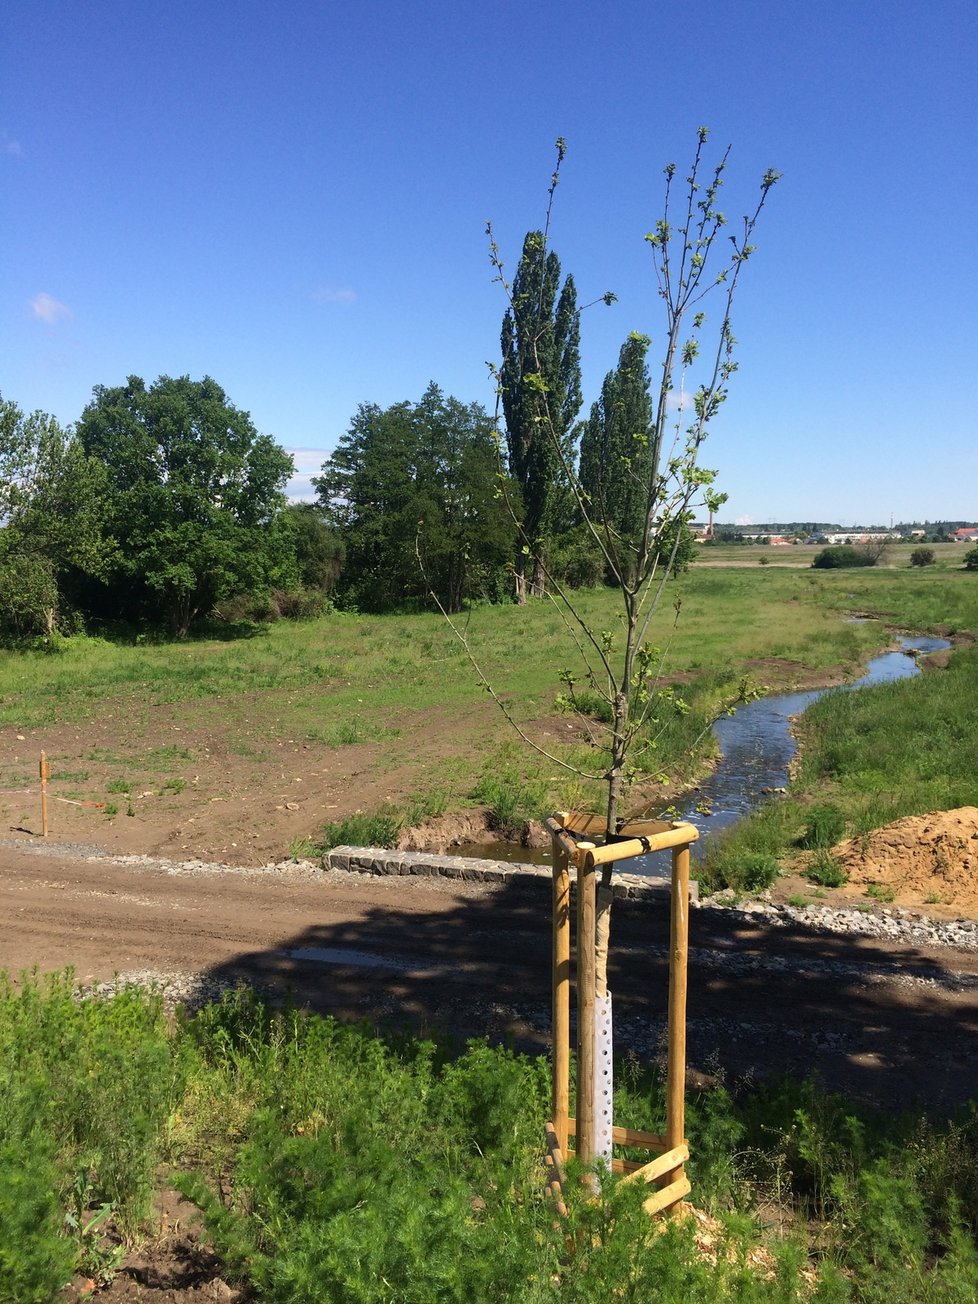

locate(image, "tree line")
(0, 234), (690, 640)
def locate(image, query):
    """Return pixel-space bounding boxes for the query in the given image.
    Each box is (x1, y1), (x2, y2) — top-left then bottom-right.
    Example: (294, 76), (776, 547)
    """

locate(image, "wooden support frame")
(545, 811), (698, 1219)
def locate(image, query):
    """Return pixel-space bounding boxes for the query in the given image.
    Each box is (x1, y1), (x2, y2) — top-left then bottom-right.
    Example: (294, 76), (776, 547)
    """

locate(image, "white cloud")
(735, 515), (754, 526)
(666, 388), (693, 412)
(29, 293), (72, 325)
(311, 285), (356, 305)
(284, 448), (330, 502)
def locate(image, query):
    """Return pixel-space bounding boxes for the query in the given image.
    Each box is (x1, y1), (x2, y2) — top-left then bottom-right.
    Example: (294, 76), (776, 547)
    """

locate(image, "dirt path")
(4, 836), (977, 1113)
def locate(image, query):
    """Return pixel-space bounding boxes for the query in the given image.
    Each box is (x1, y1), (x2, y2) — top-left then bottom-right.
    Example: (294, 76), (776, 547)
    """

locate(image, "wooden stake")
(551, 826), (571, 1156)
(39, 751), (50, 838)
(665, 844), (690, 1185)
(575, 841), (597, 1167)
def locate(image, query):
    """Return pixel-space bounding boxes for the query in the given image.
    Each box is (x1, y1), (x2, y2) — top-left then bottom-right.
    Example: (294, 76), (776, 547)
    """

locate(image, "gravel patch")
(699, 891), (978, 951)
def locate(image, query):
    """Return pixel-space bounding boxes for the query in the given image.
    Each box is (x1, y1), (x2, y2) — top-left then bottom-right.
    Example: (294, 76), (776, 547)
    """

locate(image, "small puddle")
(284, 946), (449, 977)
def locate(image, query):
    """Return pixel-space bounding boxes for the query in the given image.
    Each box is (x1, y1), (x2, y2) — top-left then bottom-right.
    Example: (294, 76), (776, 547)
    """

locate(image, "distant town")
(694, 522), (978, 546)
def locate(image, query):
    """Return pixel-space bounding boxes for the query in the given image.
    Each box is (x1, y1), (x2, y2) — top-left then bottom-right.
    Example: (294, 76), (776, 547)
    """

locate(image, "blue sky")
(3, 0), (976, 525)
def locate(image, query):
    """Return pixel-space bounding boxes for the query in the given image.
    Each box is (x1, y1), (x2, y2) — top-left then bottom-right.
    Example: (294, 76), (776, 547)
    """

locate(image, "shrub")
(798, 802), (846, 849)
(812, 545), (875, 570)
(806, 850), (848, 888)
(708, 851), (780, 892)
(548, 529), (604, 589)
(964, 546), (978, 571)
(269, 587), (335, 621)
(910, 547), (936, 567)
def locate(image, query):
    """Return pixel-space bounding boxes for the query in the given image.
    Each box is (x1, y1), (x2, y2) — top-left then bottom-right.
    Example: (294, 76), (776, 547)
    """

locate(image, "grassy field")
(4, 974), (978, 1301)
(696, 540), (975, 572)
(0, 560), (974, 862)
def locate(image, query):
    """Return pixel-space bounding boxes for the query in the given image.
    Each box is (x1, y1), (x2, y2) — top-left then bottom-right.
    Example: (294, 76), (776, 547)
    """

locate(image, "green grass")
(1, 565), (974, 863)
(704, 638), (978, 890)
(3, 974), (978, 1300)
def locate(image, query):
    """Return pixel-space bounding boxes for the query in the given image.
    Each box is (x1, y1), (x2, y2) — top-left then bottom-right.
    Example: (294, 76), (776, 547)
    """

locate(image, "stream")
(673, 634), (951, 841)
(458, 633), (951, 877)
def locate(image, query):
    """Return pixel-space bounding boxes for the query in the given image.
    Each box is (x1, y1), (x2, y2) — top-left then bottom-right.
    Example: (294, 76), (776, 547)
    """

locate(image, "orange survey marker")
(39, 751), (51, 837)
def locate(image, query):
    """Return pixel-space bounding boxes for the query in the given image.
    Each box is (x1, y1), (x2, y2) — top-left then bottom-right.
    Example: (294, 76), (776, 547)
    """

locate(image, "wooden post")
(665, 843), (690, 1183)
(575, 841), (597, 1166)
(551, 826), (571, 1156)
(39, 751), (50, 838)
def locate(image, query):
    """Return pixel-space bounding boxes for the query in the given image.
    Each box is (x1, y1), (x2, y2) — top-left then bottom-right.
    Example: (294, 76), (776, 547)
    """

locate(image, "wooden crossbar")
(567, 1119), (667, 1151)
(544, 1122), (569, 1218)
(581, 826), (698, 867)
(621, 1142), (688, 1187)
(643, 1176), (692, 1217)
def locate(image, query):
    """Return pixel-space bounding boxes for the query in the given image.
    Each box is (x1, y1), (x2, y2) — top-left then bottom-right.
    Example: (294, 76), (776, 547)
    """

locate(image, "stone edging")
(324, 846), (699, 903)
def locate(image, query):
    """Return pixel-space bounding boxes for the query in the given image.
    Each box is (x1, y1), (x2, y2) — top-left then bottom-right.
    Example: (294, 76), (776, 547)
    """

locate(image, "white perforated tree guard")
(594, 992), (614, 1162)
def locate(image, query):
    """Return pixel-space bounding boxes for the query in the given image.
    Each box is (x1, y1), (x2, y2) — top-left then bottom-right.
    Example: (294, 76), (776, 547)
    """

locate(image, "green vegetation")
(798, 803), (847, 850)
(319, 810), (403, 850)
(866, 882), (896, 904)
(3, 975), (978, 1300)
(1, 565), (972, 861)
(806, 851), (849, 889)
(812, 545), (876, 569)
(315, 384), (514, 613)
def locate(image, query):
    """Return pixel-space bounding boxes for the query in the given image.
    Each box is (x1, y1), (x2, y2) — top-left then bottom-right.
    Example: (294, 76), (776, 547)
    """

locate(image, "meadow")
(0, 553), (974, 865)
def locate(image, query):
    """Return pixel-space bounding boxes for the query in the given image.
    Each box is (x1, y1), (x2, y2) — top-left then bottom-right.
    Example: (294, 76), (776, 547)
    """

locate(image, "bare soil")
(834, 807), (978, 911)
(0, 696), (502, 867)
(4, 694), (978, 1299)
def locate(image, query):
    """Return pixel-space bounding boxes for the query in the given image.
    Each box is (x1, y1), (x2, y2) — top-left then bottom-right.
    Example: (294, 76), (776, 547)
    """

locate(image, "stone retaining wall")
(324, 846), (698, 902)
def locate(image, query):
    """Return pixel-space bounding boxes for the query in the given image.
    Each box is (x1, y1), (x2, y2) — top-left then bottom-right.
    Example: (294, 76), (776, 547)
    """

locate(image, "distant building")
(822, 532), (900, 545)
(952, 527), (978, 543)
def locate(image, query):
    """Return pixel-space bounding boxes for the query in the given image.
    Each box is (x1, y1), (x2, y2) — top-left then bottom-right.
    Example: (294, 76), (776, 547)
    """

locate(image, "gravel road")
(3, 836), (977, 1111)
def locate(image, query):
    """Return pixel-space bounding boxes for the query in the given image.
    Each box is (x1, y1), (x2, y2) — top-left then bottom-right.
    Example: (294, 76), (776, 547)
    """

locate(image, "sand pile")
(835, 807), (978, 910)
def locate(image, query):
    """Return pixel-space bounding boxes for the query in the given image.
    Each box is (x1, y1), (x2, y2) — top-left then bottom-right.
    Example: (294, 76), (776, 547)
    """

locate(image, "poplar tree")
(499, 229), (582, 601)
(577, 332), (653, 579)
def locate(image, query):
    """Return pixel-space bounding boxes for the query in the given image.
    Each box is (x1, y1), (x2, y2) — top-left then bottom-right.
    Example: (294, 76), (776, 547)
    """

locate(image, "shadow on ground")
(201, 876), (978, 1113)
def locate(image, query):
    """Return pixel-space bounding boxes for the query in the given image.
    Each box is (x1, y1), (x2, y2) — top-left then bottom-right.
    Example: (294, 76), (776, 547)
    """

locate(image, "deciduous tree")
(315, 384), (514, 613)
(77, 375), (295, 636)
(497, 219), (583, 601)
(0, 394), (114, 636)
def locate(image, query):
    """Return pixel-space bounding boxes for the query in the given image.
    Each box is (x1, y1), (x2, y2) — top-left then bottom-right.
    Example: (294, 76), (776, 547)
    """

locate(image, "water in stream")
(456, 634), (951, 877)
(675, 635), (950, 842)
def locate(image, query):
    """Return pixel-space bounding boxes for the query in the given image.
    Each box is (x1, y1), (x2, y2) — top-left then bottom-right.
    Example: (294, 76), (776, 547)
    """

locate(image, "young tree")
(486, 132), (779, 843)
(77, 375), (295, 636)
(498, 227), (583, 601)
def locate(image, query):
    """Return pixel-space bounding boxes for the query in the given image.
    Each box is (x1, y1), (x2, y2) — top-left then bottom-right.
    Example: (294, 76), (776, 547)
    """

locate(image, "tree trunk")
(513, 554), (527, 605)
(530, 555), (547, 599)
